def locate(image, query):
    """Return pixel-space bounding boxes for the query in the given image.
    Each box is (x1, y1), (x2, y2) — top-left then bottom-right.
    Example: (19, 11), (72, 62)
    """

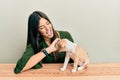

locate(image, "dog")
(56, 39), (89, 72)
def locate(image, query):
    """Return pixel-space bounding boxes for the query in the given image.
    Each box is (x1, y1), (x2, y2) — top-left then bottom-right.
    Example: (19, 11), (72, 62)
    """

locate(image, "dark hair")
(27, 11), (60, 62)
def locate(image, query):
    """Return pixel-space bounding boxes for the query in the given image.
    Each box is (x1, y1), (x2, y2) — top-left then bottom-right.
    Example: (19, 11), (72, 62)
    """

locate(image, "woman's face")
(38, 18), (53, 39)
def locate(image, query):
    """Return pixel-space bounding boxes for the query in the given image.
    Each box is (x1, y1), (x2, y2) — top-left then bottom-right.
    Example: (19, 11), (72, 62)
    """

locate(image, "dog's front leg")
(60, 53), (70, 71)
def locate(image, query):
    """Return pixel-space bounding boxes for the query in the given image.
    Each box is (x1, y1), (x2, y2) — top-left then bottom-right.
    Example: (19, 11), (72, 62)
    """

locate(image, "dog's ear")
(60, 39), (66, 48)
(61, 43), (65, 48)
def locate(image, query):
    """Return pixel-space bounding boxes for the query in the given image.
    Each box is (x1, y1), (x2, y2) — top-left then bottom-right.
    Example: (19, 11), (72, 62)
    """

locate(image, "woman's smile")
(39, 18), (53, 38)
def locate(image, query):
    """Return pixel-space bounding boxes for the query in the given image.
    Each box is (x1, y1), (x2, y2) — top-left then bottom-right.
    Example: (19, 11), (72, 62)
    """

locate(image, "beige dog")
(56, 39), (89, 72)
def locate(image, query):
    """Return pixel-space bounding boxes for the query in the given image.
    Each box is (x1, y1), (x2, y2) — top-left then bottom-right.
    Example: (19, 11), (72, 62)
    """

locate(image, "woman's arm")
(21, 38), (60, 72)
(21, 47), (51, 72)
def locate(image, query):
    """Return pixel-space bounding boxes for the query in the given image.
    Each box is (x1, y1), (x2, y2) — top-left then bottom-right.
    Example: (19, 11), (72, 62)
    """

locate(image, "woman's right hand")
(46, 38), (60, 54)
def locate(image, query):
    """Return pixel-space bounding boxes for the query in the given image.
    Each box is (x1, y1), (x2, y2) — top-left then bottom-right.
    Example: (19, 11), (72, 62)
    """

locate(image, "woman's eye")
(40, 27), (43, 29)
(39, 26), (45, 30)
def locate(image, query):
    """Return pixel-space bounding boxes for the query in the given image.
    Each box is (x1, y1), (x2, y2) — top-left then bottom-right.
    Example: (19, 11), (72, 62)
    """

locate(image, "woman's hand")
(46, 38), (60, 54)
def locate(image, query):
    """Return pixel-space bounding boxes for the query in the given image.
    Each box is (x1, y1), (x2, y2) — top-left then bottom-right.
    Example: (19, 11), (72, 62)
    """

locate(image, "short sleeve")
(14, 44), (42, 74)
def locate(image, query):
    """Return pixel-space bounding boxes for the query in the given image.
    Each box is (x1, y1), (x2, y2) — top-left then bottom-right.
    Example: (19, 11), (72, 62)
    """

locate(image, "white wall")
(0, 0), (120, 63)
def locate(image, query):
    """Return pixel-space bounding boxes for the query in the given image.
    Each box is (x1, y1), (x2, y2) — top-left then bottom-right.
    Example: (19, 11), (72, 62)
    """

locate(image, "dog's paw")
(77, 66), (84, 71)
(60, 67), (66, 71)
(71, 69), (77, 72)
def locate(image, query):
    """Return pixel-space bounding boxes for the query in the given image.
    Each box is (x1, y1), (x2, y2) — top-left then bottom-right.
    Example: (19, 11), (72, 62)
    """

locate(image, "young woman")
(14, 11), (74, 73)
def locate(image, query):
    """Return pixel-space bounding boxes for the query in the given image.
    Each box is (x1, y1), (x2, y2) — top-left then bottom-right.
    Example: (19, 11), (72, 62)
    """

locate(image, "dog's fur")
(56, 39), (89, 72)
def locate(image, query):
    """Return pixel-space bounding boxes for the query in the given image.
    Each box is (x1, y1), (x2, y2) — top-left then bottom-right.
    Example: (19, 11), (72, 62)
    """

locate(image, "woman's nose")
(45, 26), (49, 30)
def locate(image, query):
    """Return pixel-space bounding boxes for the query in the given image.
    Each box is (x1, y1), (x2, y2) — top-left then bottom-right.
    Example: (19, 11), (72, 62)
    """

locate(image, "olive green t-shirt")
(14, 31), (74, 74)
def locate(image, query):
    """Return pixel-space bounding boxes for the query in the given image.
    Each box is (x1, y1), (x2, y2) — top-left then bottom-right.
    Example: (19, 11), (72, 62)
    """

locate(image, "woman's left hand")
(46, 38), (60, 54)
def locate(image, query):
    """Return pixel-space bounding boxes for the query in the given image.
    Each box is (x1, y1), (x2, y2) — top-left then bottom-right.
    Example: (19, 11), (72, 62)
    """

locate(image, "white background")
(0, 0), (120, 63)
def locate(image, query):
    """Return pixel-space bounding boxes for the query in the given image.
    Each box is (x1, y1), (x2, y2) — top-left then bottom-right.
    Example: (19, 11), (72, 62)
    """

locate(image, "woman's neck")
(44, 38), (51, 46)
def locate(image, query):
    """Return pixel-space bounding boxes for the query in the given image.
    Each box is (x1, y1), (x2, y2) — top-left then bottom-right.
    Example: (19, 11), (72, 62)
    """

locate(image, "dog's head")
(55, 39), (67, 49)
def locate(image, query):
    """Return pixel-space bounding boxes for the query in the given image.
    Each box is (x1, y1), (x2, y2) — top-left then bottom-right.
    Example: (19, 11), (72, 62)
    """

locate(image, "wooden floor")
(0, 63), (120, 80)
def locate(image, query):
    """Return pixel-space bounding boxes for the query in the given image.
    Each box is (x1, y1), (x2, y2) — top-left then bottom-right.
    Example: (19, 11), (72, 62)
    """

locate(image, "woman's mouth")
(47, 30), (52, 36)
